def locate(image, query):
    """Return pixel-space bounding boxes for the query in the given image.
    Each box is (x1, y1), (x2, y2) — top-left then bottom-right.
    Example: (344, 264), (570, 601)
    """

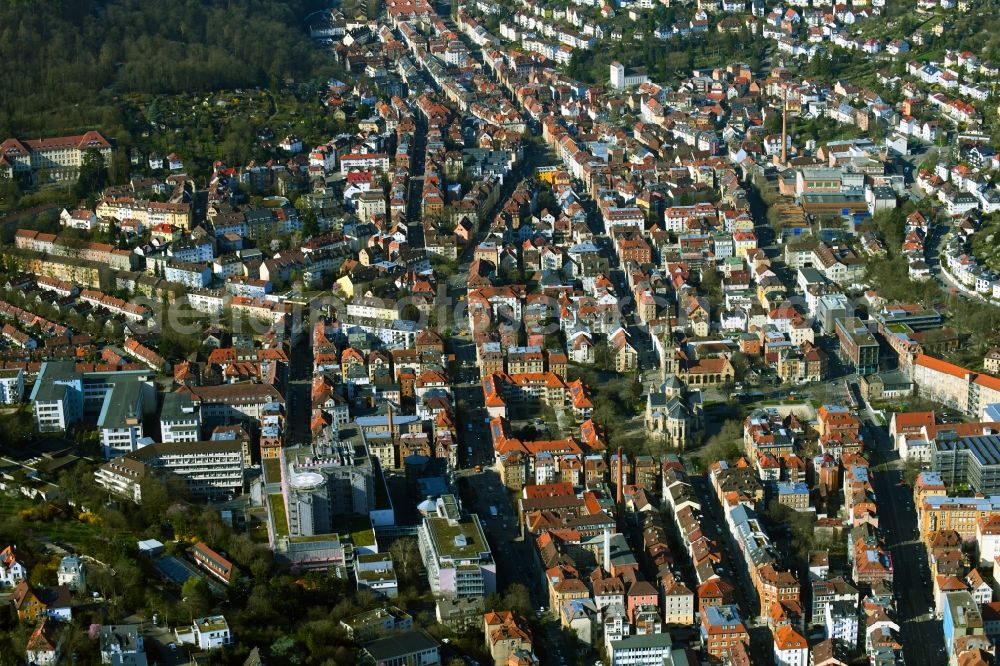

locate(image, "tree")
(0, 179), (21, 211)
(699, 419), (743, 466)
(301, 209), (320, 238)
(729, 351), (749, 380)
(389, 538), (422, 584)
(500, 584), (532, 617)
(181, 577), (213, 618)
(73, 148), (107, 202)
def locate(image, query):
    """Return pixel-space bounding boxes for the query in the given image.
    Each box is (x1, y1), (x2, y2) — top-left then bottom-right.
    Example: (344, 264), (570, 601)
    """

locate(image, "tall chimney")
(387, 403), (394, 439)
(604, 528), (611, 573)
(617, 447), (624, 506)
(780, 88), (788, 166)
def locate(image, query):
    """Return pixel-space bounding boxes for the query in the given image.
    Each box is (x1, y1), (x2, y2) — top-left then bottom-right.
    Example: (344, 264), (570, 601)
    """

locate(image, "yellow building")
(919, 496), (1000, 544)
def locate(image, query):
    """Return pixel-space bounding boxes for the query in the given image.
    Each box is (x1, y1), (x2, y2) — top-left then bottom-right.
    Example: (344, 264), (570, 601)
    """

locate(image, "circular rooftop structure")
(289, 471), (326, 491)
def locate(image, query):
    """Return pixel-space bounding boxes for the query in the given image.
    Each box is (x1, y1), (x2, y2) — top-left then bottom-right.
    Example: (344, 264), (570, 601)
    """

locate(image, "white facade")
(0, 552), (26, 588)
(164, 263), (212, 288)
(160, 394), (202, 444)
(0, 368), (24, 404)
(979, 524), (1000, 567)
(609, 634), (677, 666)
(56, 556), (86, 593)
(192, 616), (232, 650)
(187, 289), (227, 315)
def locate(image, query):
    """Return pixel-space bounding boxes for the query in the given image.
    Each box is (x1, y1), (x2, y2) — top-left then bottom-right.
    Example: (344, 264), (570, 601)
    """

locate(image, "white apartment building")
(190, 616), (232, 650)
(0, 368), (24, 404)
(160, 392), (202, 443)
(347, 296), (402, 321)
(95, 440), (245, 503)
(186, 288), (227, 315)
(164, 262), (212, 288)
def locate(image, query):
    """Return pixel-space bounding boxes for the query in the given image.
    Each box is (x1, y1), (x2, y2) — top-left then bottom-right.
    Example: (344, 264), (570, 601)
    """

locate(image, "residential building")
(56, 556), (85, 593)
(0, 368), (24, 404)
(187, 616), (232, 651)
(13, 581), (46, 621)
(164, 261), (212, 288)
(26, 620), (62, 666)
(942, 590), (983, 658)
(99, 624), (145, 665)
(701, 604), (749, 662)
(773, 625), (808, 666)
(484, 611), (536, 666)
(0, 545), (27, 588)
(824, 600), (859, 649)
(436, 597), (485, 632)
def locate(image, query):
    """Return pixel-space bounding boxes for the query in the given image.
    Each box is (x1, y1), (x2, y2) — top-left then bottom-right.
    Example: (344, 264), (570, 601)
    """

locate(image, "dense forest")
(0, 0), (337, 138)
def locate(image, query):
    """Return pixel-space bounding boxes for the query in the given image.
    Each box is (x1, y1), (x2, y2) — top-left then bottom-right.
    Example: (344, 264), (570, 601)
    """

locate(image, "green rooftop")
(263, 458), (282, 483)
(425, 515), (489, 561)
(289, 534), (340, 544)
(269, 493), (288, 537)
(347, 516), (375, 548)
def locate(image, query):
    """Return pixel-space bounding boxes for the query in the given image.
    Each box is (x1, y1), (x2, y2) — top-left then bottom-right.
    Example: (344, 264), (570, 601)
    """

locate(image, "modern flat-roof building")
(0, 368), (24, 404)
(932, 434), (1000, 495)
(30, 362), (156, 455)
(355, 552), (398, 598)
(835, 317), (879, 375)
(341, 606), (413, 642)
(189, 615), (232, 651)
(360, 629), (439, 666)
(95, 440), (245, 502)
(942, 591), (983, 659)
(609, 633), (688, 666)
(160, 392), (202, 443)
(417, 495), (496, 598)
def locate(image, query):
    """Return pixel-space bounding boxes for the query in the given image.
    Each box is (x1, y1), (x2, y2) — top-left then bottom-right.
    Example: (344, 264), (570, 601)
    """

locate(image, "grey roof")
(610, 633), (675, 650)
(363, 629), (439, 659)
(97, 381), (146, 430)
(160, 392), (196, 423)
(100, 624), (142, 653)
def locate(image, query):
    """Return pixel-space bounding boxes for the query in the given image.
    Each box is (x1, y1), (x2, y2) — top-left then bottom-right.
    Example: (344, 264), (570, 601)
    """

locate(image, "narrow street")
(285, 322), (314, 448)
(863, 414), (947, 664)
